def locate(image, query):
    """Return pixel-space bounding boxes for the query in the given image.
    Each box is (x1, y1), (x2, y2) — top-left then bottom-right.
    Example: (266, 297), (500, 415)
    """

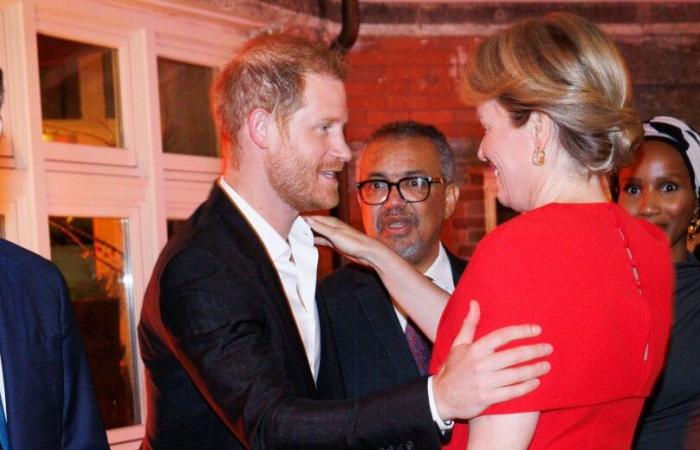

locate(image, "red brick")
(453, 108), (478, 124)
(385, 95), (430, 110)
(383, 65), (431, 80)
(452, 217), (486, 229)
(464, 200), (485, 215)
(429, 95), (463, 110)
(348, 109), (367, 126)
(345, 125), (376, 142)
(347, 95), (386, 110)
(409, 50), (454, 66)
(457, 244), (477, 258)
(436, 123), (470, 138)
(409, 110), (454, 125)
(414, 77), (459, 95)
(459, 189), (484, 201)
(366, 110), (411, 125)
(469, 230), (486, 242)
(374, 37), (433, 51)
(468, 173), (484, 185)
(348, 66), (386, 82)
(346, 79), (411, 95)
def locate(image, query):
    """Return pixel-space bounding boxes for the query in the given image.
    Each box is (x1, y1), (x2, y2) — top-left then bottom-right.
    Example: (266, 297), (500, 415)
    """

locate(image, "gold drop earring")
(532, 147), (545, 166)
(688, 199), (700, 242)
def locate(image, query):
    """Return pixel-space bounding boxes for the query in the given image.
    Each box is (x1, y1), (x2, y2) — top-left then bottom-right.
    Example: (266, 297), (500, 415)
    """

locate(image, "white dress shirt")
(218, 177), (321, 380)
(394, 243), (456, 331)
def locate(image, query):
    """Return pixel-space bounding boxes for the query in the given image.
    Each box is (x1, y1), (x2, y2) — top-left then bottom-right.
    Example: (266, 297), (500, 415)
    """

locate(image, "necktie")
(405, 319), (431, 376)
(0, 395), (9, 450)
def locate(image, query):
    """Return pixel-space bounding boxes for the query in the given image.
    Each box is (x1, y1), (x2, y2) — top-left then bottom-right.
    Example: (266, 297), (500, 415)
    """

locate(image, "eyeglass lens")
(360, 177), (432, 204)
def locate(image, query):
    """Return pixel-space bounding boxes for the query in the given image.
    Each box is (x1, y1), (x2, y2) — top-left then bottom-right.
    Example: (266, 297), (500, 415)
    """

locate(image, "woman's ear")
(530, 111), (555, 150)
(246, 108), (272, 149)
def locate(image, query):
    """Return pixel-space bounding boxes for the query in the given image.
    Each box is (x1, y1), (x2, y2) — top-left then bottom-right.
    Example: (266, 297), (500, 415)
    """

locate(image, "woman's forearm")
(306, 214), (448, 340)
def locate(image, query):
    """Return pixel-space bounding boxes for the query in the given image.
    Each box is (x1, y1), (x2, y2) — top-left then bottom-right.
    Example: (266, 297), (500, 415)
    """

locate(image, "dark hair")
(363, 121), (456, 182)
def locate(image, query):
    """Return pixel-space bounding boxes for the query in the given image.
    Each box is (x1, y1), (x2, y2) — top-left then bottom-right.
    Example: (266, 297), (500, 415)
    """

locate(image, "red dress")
(430, 203), (673, 449)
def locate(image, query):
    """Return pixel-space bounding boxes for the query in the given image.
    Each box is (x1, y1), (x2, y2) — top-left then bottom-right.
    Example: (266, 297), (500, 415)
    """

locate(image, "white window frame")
(156, 30), (238, 178)
(46, 171), (151, 446)
(0, 0), (262, 446)
(35, 9), (139, 168)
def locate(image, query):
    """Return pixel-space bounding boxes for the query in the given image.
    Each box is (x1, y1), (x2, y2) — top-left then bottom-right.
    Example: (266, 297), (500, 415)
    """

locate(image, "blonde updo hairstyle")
(463, 12), (642, 174)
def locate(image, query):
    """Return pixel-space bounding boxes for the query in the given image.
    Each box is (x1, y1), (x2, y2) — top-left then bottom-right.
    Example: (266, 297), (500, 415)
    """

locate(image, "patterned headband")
(643, 116), (700, 193)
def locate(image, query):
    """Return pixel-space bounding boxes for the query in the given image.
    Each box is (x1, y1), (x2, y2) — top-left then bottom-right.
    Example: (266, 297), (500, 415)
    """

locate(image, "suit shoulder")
(320, 263), (375, 290)
(0, 239), (63, 281)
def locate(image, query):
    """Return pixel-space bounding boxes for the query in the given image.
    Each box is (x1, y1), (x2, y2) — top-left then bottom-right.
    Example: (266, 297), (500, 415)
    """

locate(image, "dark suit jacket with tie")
(319, 250), (467, 399)
(0, 239), (108, 450)
(138, 184), (443, 450)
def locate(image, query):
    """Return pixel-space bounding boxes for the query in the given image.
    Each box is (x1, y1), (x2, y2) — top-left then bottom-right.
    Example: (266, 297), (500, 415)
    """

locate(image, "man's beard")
(265, 145), (341, 212)
(375, 206), (423, 263)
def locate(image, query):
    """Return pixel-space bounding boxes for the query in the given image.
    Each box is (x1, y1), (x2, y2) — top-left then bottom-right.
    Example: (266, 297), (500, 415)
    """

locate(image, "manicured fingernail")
(531, 325), (541, 334)
(544, 344), (553, 354)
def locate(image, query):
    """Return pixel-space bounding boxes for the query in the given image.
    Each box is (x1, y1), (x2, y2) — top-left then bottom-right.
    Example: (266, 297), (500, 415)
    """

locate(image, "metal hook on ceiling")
(331, 0), (360, 53)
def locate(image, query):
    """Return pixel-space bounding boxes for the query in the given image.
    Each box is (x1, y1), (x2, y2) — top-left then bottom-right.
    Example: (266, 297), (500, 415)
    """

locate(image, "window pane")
(158, 58), (218, 157)
(38, 34), (123, 147)
(49, 216), (138, 429)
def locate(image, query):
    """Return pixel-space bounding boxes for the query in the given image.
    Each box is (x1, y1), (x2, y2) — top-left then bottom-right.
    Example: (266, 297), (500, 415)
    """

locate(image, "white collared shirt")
(218, 177), (321, 380)
(394, 244), (456, 331)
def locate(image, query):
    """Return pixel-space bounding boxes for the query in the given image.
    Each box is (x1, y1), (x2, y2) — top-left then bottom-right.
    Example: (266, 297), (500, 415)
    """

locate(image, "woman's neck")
(532, 171), (607, 209)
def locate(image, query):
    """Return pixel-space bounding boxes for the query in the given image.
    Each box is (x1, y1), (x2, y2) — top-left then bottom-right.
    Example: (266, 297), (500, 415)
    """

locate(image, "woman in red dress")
(309, 12), (673, 449)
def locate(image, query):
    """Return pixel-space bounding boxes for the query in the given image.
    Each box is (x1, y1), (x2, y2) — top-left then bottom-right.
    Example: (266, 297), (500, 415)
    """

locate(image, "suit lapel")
(354, 269), (420, 379)
(208, 186), (317, 394)
(446, 248), (468, 284)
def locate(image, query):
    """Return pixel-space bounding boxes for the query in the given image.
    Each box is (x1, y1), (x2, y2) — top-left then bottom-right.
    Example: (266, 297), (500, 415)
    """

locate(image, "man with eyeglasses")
(319, 121), (468, 398)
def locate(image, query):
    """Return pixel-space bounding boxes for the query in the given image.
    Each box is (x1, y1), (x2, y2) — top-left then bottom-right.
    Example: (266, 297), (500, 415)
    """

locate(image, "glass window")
(158, 57), (218, 157)
(49, 216), (138, 429)
(37, 34), (123, 147)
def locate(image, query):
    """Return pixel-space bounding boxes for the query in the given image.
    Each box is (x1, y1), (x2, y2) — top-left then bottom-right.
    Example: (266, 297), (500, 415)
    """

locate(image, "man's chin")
(295, 193), (339, 212)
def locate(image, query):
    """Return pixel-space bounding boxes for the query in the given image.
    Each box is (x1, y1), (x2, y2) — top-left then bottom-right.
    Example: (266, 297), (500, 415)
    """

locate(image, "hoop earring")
(532, 147), (545, 166)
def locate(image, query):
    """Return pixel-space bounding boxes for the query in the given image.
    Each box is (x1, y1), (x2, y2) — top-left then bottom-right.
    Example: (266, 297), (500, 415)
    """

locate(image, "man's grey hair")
(359, 121), (455, 182)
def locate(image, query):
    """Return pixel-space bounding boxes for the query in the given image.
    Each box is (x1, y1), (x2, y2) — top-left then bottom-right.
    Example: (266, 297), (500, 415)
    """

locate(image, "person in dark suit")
(138, 33), (552, 450)
(320, 121), (468, 398)
(0, 70), (108, 450)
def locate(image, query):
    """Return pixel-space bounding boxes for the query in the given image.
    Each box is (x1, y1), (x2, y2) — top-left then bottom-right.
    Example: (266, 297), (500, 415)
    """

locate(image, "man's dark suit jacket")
(138, 184), (442, 450)
(0, 239), (108, 449)
(319, 250), (467, 399)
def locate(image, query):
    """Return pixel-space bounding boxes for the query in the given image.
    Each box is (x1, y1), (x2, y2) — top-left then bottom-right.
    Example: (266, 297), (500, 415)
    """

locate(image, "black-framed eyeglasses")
(356, 176), (446, 205)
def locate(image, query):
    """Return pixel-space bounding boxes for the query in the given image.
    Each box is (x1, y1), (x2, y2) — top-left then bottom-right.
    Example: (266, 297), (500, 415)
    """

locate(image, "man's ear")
(444, 182), (460, 219)
(246, 108), (273, 149)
